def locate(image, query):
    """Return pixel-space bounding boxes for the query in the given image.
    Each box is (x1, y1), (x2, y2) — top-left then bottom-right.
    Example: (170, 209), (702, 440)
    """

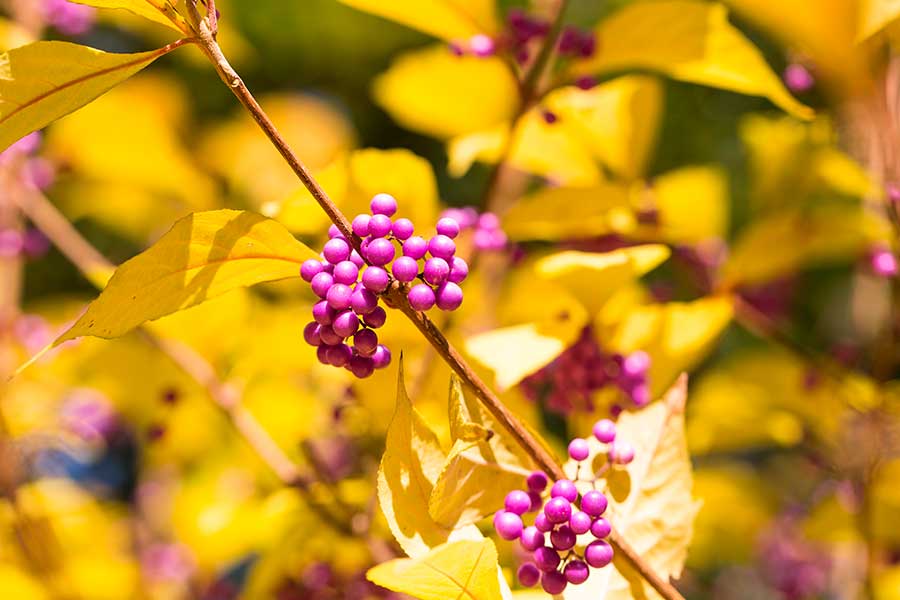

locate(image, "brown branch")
(187, 14), (685, 598)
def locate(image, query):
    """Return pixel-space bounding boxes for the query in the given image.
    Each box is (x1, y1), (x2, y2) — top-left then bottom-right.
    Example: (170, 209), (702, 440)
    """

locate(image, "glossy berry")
(541, 570), (568, 594)
(581, 490), (608, 517)
(351, 214), (371, 237)
(303, 322), (321, 346)
(328, 224), (342, 238)
(527, 471), (549, 492)
(469, 34), (495, 57)
(332, 311), (360, 337)
(448, 256), (469, 283)
(392, 218), (414, 240)
(423, 257), (450, 285)
(568, 438), (590, 461)
(353, 329), (378, 356)
(435, 282), (464, 311)
(565, 560), (590, 585)
(368, 214), (393, 238)
(323, 238), (350, 264)
(332, 261), (359, 285)
(551, 479), (578, 503)
(569, 510), (592, 535)
(310, 272), (334, 298)
(550, 525), (576, 550)
(365, 237), (395, 266)
(533, 512), (552, 533)
(528, 490), (543, 512)
(609, 441), (635, 465)
(408, 284), (436, 311)
(593, 419), (616, 443)
(370, 193), (398, 216)
(312, 300), (336, 325)
(349, 250), (365, 268)
(533, 547), (560, 572)
(493, 510), (523, 540)
(362, 266), (390, 292)
(318, 326), (343, 346)
(348, 354), (375, 378)
(350, 288), (378, 315)
(520, 526), (545, 551)
(435, 217), (461, 238)
(326, 283), (353, 311)
(544, 497), (572, 524)
(591, 517), (611, 539)
(428, 234), (456, 260)
(402, 236), (428, 260)
(504, 490), (532, 515)
(325, 344), (352, 368)
(392, 256), (419, 283)
(517, 563), (540, 588)
(301, 259), (323, 282)
(372, 345), (392, 369)
(585, 540), (614, 568)
(363, 306), (387, 328)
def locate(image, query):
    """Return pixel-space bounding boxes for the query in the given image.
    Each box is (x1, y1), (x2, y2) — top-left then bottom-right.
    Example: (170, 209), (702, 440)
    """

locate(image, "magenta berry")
(585, 540), (614, 568)
(534, 512), (552, 533)
(517, 563), (540, 587)
(570, 510), (592, 535)
(402, 236), (428, 259)
(568, 437), (590, 461)
(551, 479), (578, 503)
(363, 306), (387, 328)
(327, 224), (341, 238)
(370, 193), (398, 216)
(527, 471), (549, 492)
(365, 237), (395, 266)
(408, 284), (436, 311)
(504, 490), (532, 515)
(351, 214), (370, 237)
(349, 354), (375, 378)
(435, 282), (464, 311)
(609, 441), (635, 465)
(372, 345), (392, 369)
(428, 234), (456, 260)
(368, 214), (393, 238)
(435, 217), (460, 238)
(423, 257), (450, 285)
(469, 34), (495, 57)
(533, 546), (560, 572)
(565, 560), (590, 585)
(301, 259), (323, 282)
(332, 260), (359, 285)
(872, 247), (898, 277)
(520, 526), (545, 551)
(593, 419), (616, 443)
(353, 329), (378, 356)
(362, 266), (390, 292)
(448, 256), (468, 283)
(312, 300), (336, 325)
(310, 272), (334, 298)
(581, 490), (608, 517)
(326, 283), (353, 311)
(325, 344), (352, 367)
(544, 497), (572, 524)
(318, 326), (343, 346)
(541, 570), (568, 594)
(392, 218), (414, 240)
(494, 510), (523, 540)
(590, 517), (611, 539)
(550, 525), (576, 551)
(391, 256), (419, 283)
(303, 322), (321, 346)
(528, 490), (543, 512)
(322, 238), (350, 264)
(332, 310), (360, 337)
(350, 288), (378, 315)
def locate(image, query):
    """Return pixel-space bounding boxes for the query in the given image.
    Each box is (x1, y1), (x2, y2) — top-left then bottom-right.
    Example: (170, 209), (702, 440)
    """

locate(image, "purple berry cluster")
(301, 194), (469, 377)
(43, 0), (96, 35)
(439, 206), (508, 251)
(493, 419), (634, 594)
(521, 327), (652, 415)
(558, 26), (597, 59)
(0, 132), (56, 191)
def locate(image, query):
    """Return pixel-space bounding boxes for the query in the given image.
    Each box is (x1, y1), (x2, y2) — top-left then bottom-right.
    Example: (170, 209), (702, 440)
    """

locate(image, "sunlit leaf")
(367, 539), (502, 600)
(337, 0), (499, 41)
(0, 40), (187, 152)
(70, 0), (188, 33)
(639, 166), (729, 243)
(574, 1), (813, 119)
(374, 44), (518, 139)
(563, 377), (699, 600)
(55, 210), (316, 343)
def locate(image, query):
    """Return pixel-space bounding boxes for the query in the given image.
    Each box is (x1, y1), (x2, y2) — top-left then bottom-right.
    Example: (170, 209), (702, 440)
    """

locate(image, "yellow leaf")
(502, 182), (635, 242)
(0, 40), (187, 152)
(858, 0), (900, 40)
(0, 566), (49, 600)
(564, 378), (699, 600)
(337, 0), (498, 41)
(70, 0), (188, 33)
(640, 166), (730, 243)
(536, 245), (671, 314)
(447, 123), (508, 177)
(373, 44), (518, 139)
(55, 210), (316, 343)
(367, 539), (502, 600)
(377, 359), (482, 557)
(574, 1), (812, 120)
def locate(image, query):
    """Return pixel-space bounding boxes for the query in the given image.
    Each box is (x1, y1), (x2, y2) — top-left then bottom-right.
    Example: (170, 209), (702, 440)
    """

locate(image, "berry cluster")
(521, 327), (652, 415)
(439, 206), (508, 251)
(43, 0), (95, 35)
(301, 194), (469, 377)
(558, 26), (597, 59)
(0, 227), (50, 260)
(1, 132), (56, 191)
(493, 419), (634, 594)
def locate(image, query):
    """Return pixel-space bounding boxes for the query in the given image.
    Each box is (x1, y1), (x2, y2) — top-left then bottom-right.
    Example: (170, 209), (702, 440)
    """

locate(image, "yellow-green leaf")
(366, 539), (502, 600)
(55, 210), (316, 343)
(0, 40), (187, 152)
(574, 1), (813, 120)
(638, 166), (730, 243)
(564, 377), (699, 600)
(70, 0), (188, 33)
(337, 0), (498, 41)
(373, 44), (518, 140)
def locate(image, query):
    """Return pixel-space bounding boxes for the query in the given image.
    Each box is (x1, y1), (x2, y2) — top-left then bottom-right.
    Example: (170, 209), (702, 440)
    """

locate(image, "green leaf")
(55, 210), (316, 344)
(70, 0), (189, 33)
(366, 539), (502, 600)
(563, 377), (699, 600)
(337, 0), (499, 41)
(0, 40), (187, 152)
(573, 1), (813, 120)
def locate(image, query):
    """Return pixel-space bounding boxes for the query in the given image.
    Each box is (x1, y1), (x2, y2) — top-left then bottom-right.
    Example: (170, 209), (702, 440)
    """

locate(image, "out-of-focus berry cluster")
(0, 133), (53, 261)
(493, 419), (634, 593)
(520, 327), (652, 415)
(43, 0), (96, 35)
(439, 206), (508, 252)
(302, 194), (469, 377)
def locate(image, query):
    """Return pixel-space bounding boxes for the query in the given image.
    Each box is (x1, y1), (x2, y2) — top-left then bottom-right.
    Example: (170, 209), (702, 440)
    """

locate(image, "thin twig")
(187, 13), (685, 598)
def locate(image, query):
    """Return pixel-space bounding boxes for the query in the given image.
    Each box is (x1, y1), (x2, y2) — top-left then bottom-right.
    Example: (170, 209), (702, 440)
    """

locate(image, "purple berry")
(368, 214), (393, 238)
(541, 570), (567, 594)
(585, 540), (614, 568)
(504, 490), (531, 515)
(402, 236), (428, 260)
(323, 238), (350, 264)
(569, 510), (592, 535)
(520, 526), (545, 551)
(423, 257), (450, 285)
(435, 217), (460, 238)
(301, 259), (324, 282)
(365, 237), (396, 266)
(435, 282), (464, 311)
(316, 345), (331, 365)
(493, 510), (523, 540)
(564, 560), (590, 585)
(326, 283), (353, 310)
(349, 250), (365, 268)
(328, 224), (342, 238)
(623, 350), (650, 378)
(349, 355), (375, 378)
(325, 344), (353, 367)
(318, 325), (343, 346)
(392, 218), (414, 240)
(630, 383), (651, 407)
(568, 438), (590, 461)
(354, 329), (379, 356)
(479, 212), (500, 230)
(783, 63), (815, 93)
(609, 441), (635, 465)
(310, 272), (334, 298)
(303, 322), (321, 346)
(469, 34), (495, 57)
(370, 193), (398, 216)
(544, 497), (572, 524)
(534, 512), (552, 533)
(593, 419), (616, 443)
(517, 563), (540, 588)
(363, 306), (387, 328)
(533, 547), (560, 572)
(362, 266), (390, 292)
(448, 256), (469, 283)
(872, 247), (899, 277)
(332, 310), (360, 338)
(581, 490), (608, 517)
(590, 517), (611, 539)
(332, 260), (359, 285)
(550, 525), (576, 550)
(351, 214), (371, 237)
(528, 490), (543, 512)
(372, 344), (392, 369)
(312, 300), (336, 325)
(350, 288), (378, 315)
(428, 234), (456, 260)
(392, 256), (419, 283)
(527, 471), (549, 492)
(550, 479), (578, 503)
(408, 284), (436, 311)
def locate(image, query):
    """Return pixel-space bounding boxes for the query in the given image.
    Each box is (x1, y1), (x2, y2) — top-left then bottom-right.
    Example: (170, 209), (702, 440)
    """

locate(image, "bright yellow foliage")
(337, 0), (499, 41)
